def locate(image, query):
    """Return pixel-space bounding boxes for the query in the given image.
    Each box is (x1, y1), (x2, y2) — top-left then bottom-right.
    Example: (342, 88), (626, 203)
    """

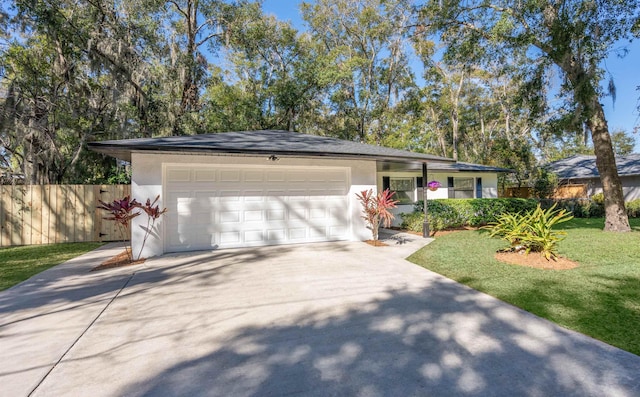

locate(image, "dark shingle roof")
(88, 130), (454, 164)
(545, 154), (640, 179)
(430, 161), (512, 173)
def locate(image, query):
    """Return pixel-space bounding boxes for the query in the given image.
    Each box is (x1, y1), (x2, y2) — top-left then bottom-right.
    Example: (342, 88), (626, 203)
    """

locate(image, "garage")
(164, 164), (351, 251)
(89, 130), (454, 257)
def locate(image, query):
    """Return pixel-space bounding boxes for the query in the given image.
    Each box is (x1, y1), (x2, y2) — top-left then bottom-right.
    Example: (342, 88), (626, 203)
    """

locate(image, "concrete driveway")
(1, 233), (640, 397)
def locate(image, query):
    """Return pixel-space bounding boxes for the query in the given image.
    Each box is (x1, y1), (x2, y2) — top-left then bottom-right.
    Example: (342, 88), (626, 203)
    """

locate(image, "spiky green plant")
(487, 204), (574, 260)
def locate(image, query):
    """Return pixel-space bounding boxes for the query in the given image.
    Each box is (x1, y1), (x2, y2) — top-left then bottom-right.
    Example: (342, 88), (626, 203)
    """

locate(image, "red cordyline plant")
(97, 196), (140, 262)
(134, 195), (168, 260)
(355, 188), (399, 241)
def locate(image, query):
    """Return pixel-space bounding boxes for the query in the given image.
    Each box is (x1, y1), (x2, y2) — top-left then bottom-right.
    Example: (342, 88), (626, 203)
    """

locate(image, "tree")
(203, 12), (322, 132)
(611, 129), (636, 156)
(1, 0), (166, 183)
(161, 0), (258, 134)
(420, 0), (640, 232)
(301, 0), (414, 142)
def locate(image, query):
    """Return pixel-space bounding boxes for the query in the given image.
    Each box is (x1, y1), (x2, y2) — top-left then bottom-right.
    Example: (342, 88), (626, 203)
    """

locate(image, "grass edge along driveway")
(0, 242), (104, 291)
(408, 218), (640, 357)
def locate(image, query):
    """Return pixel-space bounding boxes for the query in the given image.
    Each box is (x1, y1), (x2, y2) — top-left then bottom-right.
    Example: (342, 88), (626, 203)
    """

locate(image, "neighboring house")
(89, 130), (509, 257)
(545, 154), (640, 201)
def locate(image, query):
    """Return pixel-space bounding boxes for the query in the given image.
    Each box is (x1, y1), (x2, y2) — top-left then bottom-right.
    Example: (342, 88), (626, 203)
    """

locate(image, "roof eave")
(88, 144), (456, 165)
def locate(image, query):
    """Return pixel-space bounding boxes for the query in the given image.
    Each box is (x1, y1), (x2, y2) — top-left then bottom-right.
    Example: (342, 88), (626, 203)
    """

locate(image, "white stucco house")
(89, 130), (510, 257)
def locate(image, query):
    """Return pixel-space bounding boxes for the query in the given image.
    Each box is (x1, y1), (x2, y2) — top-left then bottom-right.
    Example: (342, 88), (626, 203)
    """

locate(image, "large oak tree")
(420, 0), (640, 231)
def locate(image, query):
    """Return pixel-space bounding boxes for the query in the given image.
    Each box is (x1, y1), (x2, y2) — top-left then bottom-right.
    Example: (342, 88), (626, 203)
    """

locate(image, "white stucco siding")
(131, 152), (376, 257)
(480, 173), (499, 198)
(131, 153), (164, 259)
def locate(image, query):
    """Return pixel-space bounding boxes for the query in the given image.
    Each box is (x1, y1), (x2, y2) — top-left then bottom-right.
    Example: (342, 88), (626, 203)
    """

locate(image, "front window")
(454, 177), (474, 198)
(390, 177), (414, 204)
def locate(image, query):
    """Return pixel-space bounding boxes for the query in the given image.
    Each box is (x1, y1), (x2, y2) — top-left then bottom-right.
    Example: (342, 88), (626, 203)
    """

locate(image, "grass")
(408, 218), (640, 356)
(0, 242), (103, 291)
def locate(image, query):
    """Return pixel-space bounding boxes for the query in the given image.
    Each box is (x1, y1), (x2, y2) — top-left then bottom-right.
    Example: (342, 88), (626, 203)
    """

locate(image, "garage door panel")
(242, 201), (268, 211)
(267, 190), (286, 200)
(288, 209), (307, 221)
(243, 191), (264, 201)
(219, 211), (241, 224)
(243, 230), (265, 243)
(288, 228), (307, 240)
(326, 171), (347, 182)
(328, 188), (349, 195)
(167, 191), (191, 205)
(267, 229), (286, 241)
(329, 208), (348, 225)
(309, 227), (328, 238)
(309, 208), (327, 219)
(243, 170), (264, 182)
(220, 170), (241, 182)
(220, 190), (241, 201)
(166, 169), (191, 182)
(287, 190), (307, 198)
(287, 171), (307, 182)
(267, 171), (285, 182)
(167, 225), (215, 247)
(244, 210), (263, 222)
(267, 209), (285, 221)
(220, 231), (241, 244)
(194, 169), (216, 182)
(165, 165), (350, 251)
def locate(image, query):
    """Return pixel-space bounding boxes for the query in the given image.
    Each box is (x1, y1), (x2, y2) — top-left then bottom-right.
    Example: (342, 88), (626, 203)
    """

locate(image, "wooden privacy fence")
(500, 184), (588, 199)
(500, 187), (533, 198)
(0, 185), (130, 247)
(553, 184), (588, 199)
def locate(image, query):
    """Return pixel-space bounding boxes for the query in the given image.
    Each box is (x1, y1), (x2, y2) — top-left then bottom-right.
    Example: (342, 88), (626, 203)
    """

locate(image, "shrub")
(97, 196), (141, 262)
(591, 193), (604, 205)
(487, 204), (574, 260)
(627, 199), (640, 218)
(356, 188), (399, 241)
(549, 199), (603, 218)
(401, 198), (538, 233)
(98, 195), (168, 261)
(400, 211), (425, 233)
(532, 169), (558, 199)
(401, 196), (639, 235)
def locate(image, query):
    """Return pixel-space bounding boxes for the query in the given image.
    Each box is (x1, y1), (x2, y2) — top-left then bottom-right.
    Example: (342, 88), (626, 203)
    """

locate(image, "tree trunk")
(451, 108), (459, 161)
(450, 71), (465, 162)
(587, 99), (630, 232)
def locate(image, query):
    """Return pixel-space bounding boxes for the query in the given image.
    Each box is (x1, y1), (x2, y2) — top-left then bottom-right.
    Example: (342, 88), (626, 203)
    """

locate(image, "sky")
(262, 0), (640, 153)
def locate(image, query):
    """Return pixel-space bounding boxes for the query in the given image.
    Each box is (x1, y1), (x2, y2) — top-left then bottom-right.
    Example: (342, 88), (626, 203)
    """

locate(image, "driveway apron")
(1, 233), (639, 396)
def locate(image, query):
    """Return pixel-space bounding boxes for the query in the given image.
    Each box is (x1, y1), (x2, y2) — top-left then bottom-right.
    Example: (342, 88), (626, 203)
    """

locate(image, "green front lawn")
(408, 218), (640, 356)
(0, 242), (103, 291)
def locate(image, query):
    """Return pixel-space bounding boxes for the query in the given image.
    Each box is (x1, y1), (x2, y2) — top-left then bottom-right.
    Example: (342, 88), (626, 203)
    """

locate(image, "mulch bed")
(388, 226), (480, 237)
(92, 248), (146, 271)
(430, 226), (480, 237)
(389, 226), (579, 270)
(495, 251), (579, 270)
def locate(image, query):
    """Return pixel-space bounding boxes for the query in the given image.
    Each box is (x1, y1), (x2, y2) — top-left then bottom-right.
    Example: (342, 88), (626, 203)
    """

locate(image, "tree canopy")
(1, 0), (639, 232)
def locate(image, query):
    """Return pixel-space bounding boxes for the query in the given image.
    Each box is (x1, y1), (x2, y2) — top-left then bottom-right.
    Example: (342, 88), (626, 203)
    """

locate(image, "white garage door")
(164, 165), (351, 252)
